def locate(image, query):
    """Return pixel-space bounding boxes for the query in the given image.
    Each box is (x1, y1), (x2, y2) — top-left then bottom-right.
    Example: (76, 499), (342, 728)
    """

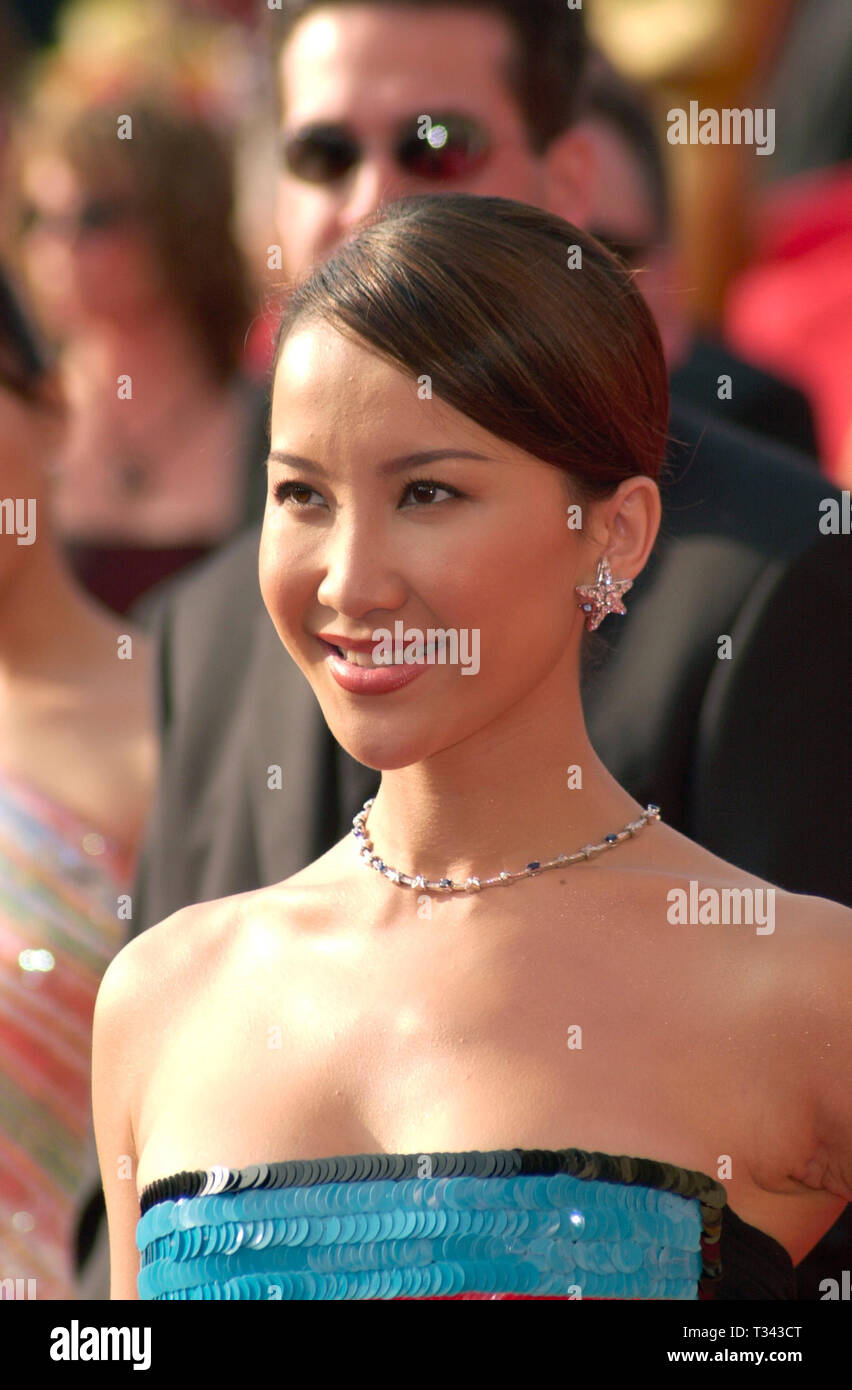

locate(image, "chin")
(315, 701), (455, 773)
(327, 724), (435, 773)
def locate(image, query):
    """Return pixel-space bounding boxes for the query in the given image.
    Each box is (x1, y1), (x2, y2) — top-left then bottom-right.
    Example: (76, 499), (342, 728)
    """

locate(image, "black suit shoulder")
(159, 522), (264, 636)
(130, 523), (265, 728)
(665, 400), (829, 551)
(670, 338), (818, 458)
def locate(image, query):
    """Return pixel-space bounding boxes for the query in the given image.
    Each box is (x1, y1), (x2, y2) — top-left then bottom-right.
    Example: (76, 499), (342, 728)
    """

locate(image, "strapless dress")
(136, 1146), (795, 1300)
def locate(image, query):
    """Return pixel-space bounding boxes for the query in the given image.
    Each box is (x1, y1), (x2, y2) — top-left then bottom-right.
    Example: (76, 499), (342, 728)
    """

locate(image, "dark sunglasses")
(280, 112), (491, 185)
(20, 195), (139, 240)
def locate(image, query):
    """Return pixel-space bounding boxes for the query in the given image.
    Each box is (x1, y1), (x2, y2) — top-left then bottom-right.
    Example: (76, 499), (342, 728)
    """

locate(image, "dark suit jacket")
(75, 399), (851, 1295)
(671, 336), (818, 459)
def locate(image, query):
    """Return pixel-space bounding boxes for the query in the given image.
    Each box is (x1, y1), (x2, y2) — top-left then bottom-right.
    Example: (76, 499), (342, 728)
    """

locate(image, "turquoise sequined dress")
(136, 1146), (795, 1300)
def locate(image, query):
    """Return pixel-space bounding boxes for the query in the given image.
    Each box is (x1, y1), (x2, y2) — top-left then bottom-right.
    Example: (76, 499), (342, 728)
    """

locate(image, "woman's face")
(259, 320), (598, 771)
(18, 155), (164, 332)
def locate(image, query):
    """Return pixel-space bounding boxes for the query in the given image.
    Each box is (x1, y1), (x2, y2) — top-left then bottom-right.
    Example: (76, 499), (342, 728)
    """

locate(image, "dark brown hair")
(0, 263), (50, 403)
(18, 99), (253, 383)
(275, 194), (669, 501)
(268, 0), (588, 152)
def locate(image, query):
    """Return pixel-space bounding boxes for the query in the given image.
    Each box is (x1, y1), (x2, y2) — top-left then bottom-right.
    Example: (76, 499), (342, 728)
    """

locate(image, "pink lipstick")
(316, 637), (429, 695)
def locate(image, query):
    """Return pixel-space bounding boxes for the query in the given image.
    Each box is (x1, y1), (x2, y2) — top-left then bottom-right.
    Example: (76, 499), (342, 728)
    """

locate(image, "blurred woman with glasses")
(9, 97), (269, 614)
(0, 267), (154, 1296)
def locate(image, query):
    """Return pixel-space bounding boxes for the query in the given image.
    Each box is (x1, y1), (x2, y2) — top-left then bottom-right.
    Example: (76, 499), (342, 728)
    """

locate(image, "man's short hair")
(269, 0), (588, 152)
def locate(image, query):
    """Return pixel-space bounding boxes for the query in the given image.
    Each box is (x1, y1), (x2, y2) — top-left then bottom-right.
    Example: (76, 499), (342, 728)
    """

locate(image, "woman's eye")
(272, 477), (459, 508)
(273, 480), (325, 507)
(401, 479), (458, 507)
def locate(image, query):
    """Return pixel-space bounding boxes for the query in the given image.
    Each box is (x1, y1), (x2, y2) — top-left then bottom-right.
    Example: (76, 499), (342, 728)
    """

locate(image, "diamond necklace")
(351, 799), (661, 893)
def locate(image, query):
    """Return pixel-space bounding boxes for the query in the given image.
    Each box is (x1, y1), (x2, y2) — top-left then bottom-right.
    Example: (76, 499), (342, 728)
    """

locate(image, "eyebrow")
(265, 448), (494, 477)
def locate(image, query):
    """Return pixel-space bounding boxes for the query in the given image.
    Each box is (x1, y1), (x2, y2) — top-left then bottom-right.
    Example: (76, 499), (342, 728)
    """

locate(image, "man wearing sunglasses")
(75, 0), (849, 1300)
(269, 3), (591, 278)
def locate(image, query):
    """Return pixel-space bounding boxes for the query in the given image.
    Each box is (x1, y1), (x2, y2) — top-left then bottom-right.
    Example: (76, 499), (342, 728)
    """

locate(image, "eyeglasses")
(279, 112), (492, 185)
(19, 195), (139, 240)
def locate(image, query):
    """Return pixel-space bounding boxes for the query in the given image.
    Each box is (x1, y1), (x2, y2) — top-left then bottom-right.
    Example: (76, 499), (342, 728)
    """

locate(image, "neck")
(0, 526), (116, 679)
(361, 655), (642, 888)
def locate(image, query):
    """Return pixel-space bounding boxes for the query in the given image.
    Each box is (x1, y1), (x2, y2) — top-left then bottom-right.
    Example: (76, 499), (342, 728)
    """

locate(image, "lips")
(317, 637), (428, 695)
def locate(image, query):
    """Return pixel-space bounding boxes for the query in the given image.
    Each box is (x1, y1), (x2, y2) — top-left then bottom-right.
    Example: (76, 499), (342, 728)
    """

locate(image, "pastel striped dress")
(0, 769), (132, 1300)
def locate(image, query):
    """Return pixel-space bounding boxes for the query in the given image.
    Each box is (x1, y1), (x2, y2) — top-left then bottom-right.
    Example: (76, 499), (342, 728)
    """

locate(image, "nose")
(315, 510), (407, 621)
(336, 150), (408, 232)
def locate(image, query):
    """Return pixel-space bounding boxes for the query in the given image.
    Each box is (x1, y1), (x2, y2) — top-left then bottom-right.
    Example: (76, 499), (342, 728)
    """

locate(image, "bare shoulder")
(613, 824), (851, 1016)
(762, 888), (851, 1020)
(770, 885), (852, 941)
(633, 820), (850, 936)
(638, 830), (851, 1088)
(96, 883), (299, 1023)
(96, 853), (350, 1025)
(96, 897), (232, 1021)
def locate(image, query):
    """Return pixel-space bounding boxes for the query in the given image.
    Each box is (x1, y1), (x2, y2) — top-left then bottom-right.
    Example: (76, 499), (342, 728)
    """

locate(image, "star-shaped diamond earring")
(575, 556), (633, 631)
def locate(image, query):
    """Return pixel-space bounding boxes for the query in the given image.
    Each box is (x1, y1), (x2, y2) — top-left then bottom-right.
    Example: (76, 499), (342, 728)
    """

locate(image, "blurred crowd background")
(0, 0), (849, 1302)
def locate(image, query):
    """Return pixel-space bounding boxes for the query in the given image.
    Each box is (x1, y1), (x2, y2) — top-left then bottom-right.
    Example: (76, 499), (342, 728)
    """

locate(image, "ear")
(584, 475), (662, 583)
(543, 128), (596, 229)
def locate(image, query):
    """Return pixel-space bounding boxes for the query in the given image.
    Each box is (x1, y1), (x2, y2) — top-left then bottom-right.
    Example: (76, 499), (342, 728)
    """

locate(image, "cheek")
(464, 509), (574, 606)
(78, 238), (160, 301)
(258, 514), (288, 619)
(258, 511), (314, 638)
(277, 190), (332, 272)
(429, 515), (578, 680)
